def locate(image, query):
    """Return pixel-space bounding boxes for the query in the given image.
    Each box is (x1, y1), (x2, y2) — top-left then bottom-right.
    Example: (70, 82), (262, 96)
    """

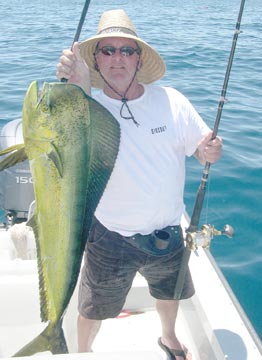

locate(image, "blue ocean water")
(0, 0), (261, 339)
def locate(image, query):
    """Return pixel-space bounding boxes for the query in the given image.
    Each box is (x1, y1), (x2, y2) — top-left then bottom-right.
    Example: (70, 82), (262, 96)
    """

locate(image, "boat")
(1, 119), (262, 359)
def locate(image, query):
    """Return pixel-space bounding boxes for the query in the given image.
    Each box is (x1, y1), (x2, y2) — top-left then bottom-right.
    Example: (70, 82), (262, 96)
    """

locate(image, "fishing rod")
(61, 0), (91, 82)
(174, 0), (246, 299)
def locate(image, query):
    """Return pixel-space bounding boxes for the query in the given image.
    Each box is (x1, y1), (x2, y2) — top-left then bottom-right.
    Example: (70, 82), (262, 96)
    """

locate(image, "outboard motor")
(0, 119), (35, 227)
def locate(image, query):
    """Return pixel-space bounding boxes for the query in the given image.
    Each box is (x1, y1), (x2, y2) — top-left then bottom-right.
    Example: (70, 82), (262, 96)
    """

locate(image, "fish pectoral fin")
(0, 144), (27, 171)
(0, 143), (24, 156)
(47, 142), (63, 178)
(13, 322), (68, 357)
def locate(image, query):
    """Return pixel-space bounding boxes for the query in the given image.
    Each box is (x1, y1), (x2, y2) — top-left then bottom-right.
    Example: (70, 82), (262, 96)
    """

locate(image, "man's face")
(95, 37), (141, 92)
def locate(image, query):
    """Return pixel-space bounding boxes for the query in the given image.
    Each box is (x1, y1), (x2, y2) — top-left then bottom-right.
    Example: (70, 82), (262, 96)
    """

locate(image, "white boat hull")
(0, 218), (262, 359)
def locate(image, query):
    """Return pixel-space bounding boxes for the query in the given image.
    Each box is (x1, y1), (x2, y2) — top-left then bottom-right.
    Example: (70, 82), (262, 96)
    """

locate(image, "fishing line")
(205, 171), (212, 226)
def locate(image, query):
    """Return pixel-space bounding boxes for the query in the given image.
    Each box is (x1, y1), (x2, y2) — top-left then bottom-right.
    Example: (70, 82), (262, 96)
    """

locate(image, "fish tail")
(13, 321), (68, 357)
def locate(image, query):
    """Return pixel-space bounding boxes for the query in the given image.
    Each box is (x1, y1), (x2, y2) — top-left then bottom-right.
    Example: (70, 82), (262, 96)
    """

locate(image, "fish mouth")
(25, 80), (43, 109)
(36, 81), (41, 98)
(35, 82), (53, 112)
(27, 80), (48, 108)
(37, 82), (43, 102)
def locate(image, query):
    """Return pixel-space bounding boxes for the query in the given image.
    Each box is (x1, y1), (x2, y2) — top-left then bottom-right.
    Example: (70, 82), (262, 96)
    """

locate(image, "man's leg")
(77, 314), (102, 352)
(78, 220), (140, 353)
(156, 299), (192, 360)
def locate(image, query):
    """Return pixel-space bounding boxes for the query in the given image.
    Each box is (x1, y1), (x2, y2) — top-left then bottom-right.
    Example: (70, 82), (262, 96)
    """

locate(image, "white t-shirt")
(93, 84), (209, 236)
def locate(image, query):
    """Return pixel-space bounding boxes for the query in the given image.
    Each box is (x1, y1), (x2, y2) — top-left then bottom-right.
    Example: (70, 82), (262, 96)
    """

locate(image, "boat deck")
(1, 221), (262, 359)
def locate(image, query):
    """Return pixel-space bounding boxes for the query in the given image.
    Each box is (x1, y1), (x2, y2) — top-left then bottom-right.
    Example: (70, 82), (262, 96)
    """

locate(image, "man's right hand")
(56, 42), (91, 95)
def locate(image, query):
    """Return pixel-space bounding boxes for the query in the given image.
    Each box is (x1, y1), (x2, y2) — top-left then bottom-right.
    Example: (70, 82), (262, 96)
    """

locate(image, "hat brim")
(79, 33), (166, 89)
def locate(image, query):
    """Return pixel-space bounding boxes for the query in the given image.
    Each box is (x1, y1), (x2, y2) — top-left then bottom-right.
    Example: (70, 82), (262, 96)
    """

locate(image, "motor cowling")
(0, 119), (34, 224)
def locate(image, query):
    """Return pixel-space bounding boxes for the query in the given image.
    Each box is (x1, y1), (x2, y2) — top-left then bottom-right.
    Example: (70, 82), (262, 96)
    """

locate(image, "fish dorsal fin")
(83, 96), (121, 229)
(47, 143), (63, 178)
(27, 214), (48, 322)
(0, 144), (27, 170)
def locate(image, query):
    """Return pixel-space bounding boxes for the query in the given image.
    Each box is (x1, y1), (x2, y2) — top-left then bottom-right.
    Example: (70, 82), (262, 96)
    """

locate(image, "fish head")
(22, 81), (90, 159)
(23, 81), (56, 146)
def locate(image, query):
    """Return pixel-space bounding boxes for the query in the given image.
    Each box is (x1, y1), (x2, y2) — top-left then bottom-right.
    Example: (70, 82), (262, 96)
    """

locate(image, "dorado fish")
(0, 81), (120, 356)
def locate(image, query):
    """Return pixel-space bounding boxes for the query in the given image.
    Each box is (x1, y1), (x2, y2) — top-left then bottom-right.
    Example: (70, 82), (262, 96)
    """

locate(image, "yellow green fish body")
(1, 81), (120, 356)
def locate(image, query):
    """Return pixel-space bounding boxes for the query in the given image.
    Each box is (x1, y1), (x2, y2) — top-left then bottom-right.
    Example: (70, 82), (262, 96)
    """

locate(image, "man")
(57, 9), (222, 360)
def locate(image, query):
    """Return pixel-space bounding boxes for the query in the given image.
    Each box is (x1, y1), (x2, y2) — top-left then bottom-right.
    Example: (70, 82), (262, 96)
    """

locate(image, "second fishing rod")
(174, 0), (246, 299)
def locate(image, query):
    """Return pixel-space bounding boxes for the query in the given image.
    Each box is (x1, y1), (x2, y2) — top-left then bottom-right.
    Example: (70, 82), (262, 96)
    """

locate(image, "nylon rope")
(95, 58), (141, 127)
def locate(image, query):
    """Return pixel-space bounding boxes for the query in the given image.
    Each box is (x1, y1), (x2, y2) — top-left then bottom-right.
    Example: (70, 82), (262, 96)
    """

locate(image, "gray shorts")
(78, 218), (195, 320)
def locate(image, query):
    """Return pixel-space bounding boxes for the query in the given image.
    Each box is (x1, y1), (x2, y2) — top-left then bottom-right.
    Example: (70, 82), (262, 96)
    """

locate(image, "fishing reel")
(186, 224), (234, 250)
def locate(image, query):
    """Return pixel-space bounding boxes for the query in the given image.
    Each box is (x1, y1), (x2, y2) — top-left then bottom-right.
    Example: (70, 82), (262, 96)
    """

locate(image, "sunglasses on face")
(96, 45), (141, 57)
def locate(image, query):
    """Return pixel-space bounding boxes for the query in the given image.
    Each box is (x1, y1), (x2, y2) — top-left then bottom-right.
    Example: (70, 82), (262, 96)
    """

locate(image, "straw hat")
(79, 9), (166, 88)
